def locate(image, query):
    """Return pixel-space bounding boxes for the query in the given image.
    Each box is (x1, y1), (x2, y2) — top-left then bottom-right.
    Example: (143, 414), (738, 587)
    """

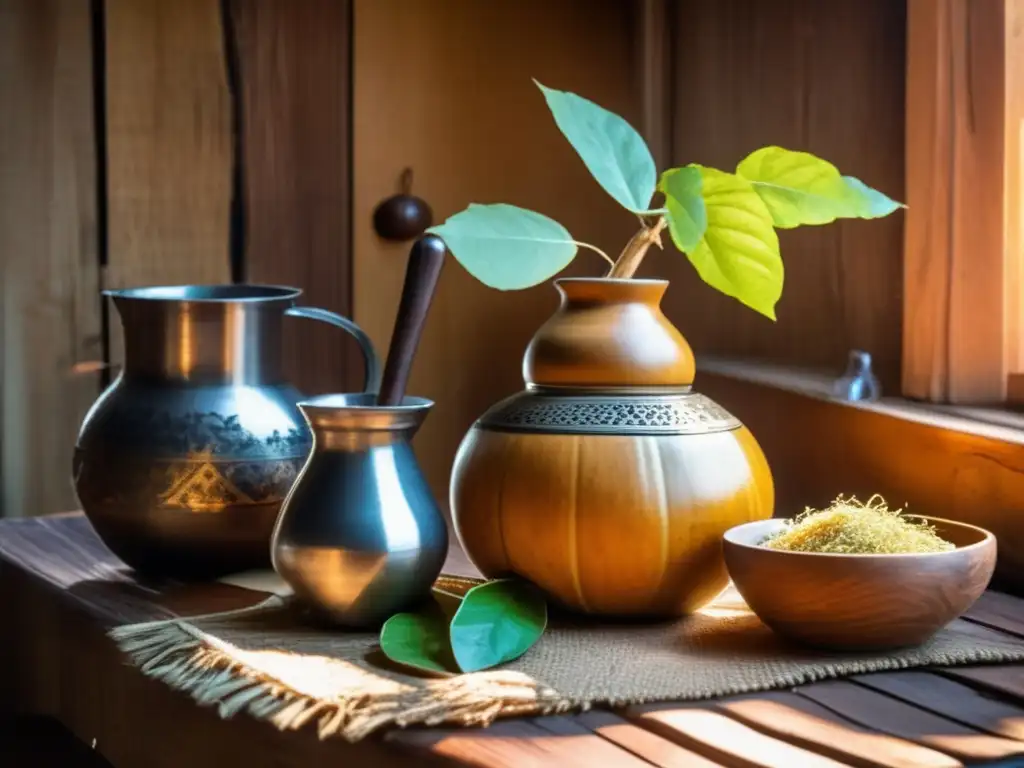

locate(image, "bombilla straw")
(376, 234), (447, 406)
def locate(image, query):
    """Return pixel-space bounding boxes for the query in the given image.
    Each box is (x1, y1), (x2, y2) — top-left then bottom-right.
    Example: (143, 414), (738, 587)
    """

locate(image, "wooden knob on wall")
(373, 167), (433, 241)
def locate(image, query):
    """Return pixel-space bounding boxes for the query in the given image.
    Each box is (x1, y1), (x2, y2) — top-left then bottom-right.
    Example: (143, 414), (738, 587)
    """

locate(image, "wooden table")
(5, 516), (1024, 767)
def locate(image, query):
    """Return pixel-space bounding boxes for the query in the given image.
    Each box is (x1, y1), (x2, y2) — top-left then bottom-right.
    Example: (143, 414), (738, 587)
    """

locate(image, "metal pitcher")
(271, 393), (448, 629)
(73, 285), (380, 580)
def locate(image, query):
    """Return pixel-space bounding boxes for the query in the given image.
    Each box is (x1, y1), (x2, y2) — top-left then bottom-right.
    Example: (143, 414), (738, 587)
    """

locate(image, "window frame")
(902, 0), (1024, 405)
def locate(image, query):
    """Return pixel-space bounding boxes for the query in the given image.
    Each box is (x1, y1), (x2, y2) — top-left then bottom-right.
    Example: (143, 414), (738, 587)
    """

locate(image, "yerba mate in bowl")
(723, 499), (995, 651)
(762, 496), (954, 555)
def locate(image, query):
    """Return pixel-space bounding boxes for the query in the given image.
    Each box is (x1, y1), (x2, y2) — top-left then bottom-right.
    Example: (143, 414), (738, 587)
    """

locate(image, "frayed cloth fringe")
(109, 601), (573, 742)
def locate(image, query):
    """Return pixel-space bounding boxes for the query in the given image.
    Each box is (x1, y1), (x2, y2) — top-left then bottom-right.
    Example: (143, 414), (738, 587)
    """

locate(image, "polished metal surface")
(477, 390), (740, 435)
(271, 394), (448, 629)
(74, 285), (380, 580)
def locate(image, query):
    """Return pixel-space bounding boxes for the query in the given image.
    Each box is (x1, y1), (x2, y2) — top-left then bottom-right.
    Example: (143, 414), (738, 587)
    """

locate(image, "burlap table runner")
(109, 574), (1024, 742)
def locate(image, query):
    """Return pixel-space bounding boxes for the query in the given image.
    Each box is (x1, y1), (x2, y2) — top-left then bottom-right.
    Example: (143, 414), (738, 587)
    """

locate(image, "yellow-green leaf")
(687, 166), (783, 320)
(658, 167), (707, 253)
(736, 146), (902, 229)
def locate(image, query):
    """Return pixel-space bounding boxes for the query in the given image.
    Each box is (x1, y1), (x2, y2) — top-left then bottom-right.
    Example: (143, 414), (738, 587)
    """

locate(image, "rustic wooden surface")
(103, 0), (233, 368)
(902, 0), (1020, 404)
(351, 0), (640, 503)
(229, 0), (363, 397)
(0, 716), (113, 768)
(0, 0), (102, 519)
(6, 515), (1024, 767)
(658, 0), (906, 394)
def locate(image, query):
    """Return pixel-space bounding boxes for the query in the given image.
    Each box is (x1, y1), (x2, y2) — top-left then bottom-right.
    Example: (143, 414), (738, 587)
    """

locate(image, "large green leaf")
(380, 610), (454, 676)
(535, 80), (656, 213)
(686, 166), (784, 320)
(449, 579), (547, 674)
(379, 590), (464, 676)
(427, 203), (577, 290)
(658, 166), (707, 252)
(736, 146), (903, 228)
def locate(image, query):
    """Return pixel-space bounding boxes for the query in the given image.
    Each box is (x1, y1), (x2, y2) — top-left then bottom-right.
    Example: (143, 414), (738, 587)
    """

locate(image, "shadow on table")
(67, 577), (267, 625)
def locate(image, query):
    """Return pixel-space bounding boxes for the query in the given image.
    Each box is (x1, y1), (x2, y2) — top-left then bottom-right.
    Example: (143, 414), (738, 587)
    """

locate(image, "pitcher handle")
(284, 306), (382, 394)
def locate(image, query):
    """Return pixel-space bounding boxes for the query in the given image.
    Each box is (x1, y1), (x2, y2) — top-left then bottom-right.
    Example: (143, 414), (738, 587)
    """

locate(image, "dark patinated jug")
(73, 285), (380, 580)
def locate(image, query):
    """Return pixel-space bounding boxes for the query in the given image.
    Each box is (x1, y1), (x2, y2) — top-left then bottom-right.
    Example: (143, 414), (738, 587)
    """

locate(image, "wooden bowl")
(723, 516), (996, 650)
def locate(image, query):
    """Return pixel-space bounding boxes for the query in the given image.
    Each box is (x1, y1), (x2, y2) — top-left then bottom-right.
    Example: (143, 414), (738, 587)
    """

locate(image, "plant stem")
(575, 241), (615, 268)
(608, 216), (667, 278)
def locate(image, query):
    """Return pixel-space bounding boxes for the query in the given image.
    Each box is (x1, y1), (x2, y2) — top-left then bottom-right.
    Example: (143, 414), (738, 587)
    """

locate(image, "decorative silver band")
(476, 391), (741, 435)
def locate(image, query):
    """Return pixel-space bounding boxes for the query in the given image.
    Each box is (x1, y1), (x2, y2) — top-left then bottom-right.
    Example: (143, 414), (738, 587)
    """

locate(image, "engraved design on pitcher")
(74, 409), (310, 514)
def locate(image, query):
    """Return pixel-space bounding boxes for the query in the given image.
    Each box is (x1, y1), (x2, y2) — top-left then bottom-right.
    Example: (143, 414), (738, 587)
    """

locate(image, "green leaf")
(736, 146), (903, 229)
(534, 80), (656, 213)
(427, 203), (577, 290)
(380, 611), (454, 676)
(379, 590), (463, 676)
(450, 579), (547, 673)
(686, 166), (783, 320)
(658, 167), (707, 252)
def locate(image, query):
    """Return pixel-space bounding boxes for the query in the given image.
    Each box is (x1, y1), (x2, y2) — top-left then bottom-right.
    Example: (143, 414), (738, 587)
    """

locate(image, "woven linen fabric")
(109, 576), (1024, 742)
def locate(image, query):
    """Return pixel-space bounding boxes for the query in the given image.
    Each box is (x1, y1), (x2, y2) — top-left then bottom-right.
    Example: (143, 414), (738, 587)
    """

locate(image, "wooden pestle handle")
(377, 234), (447, 406)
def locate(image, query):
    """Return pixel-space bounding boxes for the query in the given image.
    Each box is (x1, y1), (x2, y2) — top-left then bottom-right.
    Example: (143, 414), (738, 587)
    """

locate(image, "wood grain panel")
(573, 710), (721, 768)
(902, 0), (1017, 403)
(352, 0), (639, 501)
(104, 0), (232, 365)
(627, 703), (848, 767)
(966, 590), (1024, 638)
(229, 0), (361, 396)
(795, 680), (1024, 762)
(1004, 1), (1024, 384)
(658, 0), (905, 393)
(0, 0), (101, 517)
(710, 691), (960, 768)
(635, 0), (672, 171)
(853, 672), (1024, 741)
(943, 666), (1024, 702)
(393, 718), (654, 768)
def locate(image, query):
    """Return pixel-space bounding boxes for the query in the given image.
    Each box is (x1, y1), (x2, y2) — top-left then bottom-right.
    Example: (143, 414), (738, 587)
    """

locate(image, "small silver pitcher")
(271, 393), (448, 628)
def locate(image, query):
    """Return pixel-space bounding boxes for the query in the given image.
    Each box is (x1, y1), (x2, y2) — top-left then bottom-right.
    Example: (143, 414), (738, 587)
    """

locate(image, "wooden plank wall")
(656, 0), (907, 393)
(0, 0), (101, 517)
(103, 0), (233, 366)
(351, 0), (640, 503)
(0, 0), (914, 516)
(0, 0), (353, 518)
(903, 0), (1022, 405)
(229, 0), (359, 396)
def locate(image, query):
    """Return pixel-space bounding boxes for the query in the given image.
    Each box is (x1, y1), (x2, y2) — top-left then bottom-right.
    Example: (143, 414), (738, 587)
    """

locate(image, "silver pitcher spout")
(74, 284), (379, 580)
(271, 393), (448, 629)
